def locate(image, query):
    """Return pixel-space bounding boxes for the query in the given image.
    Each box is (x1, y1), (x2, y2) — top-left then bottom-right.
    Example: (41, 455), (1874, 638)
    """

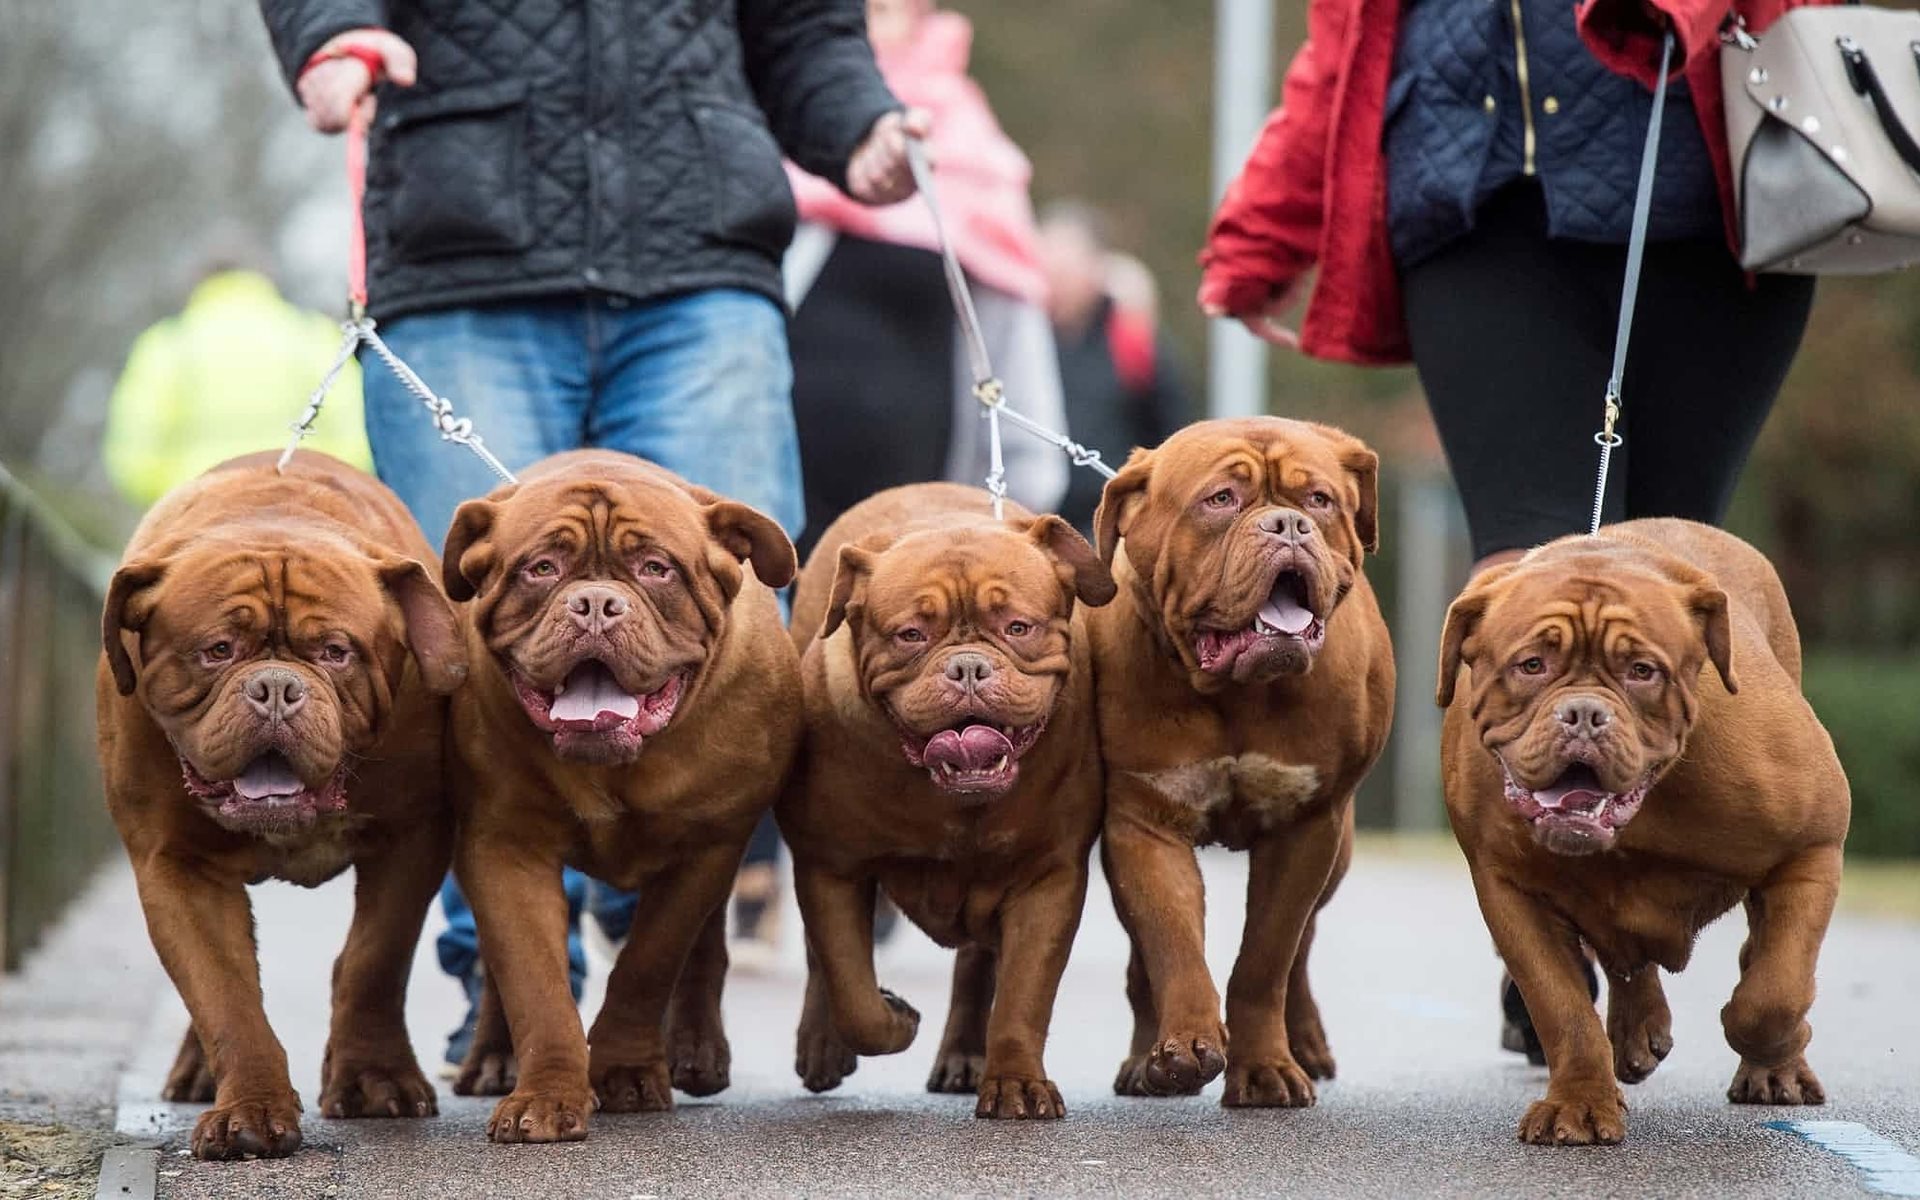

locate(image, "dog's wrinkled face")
(443, 456), (795, 767)
(1437, 541), (1738, 856)
(822, 515), (1114, 797)
(1094, 417), (1379, 691)
(102, 530), (464, 837)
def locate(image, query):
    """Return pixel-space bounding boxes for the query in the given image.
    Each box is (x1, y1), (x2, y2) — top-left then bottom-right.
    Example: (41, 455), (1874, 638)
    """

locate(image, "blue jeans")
(361, 289), (801, 1001)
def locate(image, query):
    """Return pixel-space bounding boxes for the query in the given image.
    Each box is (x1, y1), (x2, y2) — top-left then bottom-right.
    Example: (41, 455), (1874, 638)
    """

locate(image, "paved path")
(35, 843), (1920, 1197)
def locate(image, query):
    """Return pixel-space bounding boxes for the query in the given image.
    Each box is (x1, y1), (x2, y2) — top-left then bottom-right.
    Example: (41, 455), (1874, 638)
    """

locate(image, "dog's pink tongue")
(1535, 781), (1608, 814)
(1258, 593), (1315, 635)
(233, 753), (304, 800)
(551, 662), (641, 723)
(922, 724), (1017, 773)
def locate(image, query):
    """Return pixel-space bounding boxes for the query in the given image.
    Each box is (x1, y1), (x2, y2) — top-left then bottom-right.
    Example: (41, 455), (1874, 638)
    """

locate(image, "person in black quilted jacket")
(259, 0), (925, 1071)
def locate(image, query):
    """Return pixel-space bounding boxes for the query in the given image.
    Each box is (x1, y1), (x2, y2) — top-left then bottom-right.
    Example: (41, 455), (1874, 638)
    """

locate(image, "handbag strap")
(1590, 29), (1677, 535)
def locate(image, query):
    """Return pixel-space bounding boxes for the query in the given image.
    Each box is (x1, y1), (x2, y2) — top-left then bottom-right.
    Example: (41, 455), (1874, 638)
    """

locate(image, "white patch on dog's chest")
(1130, 753), (1321, 826)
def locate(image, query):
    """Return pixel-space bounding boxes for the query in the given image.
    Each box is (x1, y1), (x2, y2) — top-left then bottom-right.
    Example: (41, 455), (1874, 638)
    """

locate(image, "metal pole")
(1208, 0), (1275, 419)
(1392, 473), (1454, 831)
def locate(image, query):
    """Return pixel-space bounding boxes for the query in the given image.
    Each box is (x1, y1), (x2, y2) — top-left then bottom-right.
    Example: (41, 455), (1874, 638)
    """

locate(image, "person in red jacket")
(1201, 0), (1820, 576)
(1200, 0), (1826, 1060)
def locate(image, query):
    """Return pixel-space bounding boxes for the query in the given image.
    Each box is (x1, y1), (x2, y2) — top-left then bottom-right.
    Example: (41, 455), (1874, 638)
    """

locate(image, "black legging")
(1401, 182), (1815, 563)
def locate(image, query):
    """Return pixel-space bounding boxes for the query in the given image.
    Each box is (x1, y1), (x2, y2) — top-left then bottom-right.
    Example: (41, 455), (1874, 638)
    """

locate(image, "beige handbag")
(1722, 3), (1920, 273)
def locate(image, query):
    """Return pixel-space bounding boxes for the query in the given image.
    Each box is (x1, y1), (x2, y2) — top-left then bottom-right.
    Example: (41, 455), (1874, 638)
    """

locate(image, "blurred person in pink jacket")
(782, 0), (1066, 563)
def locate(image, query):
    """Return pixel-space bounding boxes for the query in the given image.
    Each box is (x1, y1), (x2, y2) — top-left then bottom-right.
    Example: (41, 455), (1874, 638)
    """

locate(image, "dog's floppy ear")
(441, 499), (501, 603)
(1435, 564), (1518, 707)
(819, 544), (877, 641)
(1687, 583), (1738, 695)
(1092, 447), (1154, 566)
(1022, 514), (1117, 608)
(1339, 440), (1381, 554)
(378, 556), (468, 693)
(705, 501), (798, 590)
(102, 558), (168, 696)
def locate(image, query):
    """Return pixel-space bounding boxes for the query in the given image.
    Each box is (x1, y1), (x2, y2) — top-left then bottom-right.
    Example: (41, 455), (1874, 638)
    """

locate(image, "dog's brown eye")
(640, 559), (672, 579)
(897, 628), (926, 644)
(1518, 656), (1546, 676)
(1205, 489), (1237, 510)
(528, 559), (559, 579)
(1308, 490), (1334, 509)
(204, 641), (233, 664)
(320, 643), (351, 666)
(1629, 661), (1658, 682)
(1006, 620), (1032, 637)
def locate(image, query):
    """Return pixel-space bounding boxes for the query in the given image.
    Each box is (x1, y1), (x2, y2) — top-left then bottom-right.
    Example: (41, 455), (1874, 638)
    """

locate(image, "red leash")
(345, 101), (371, 316)
(277, 45), (516, 484)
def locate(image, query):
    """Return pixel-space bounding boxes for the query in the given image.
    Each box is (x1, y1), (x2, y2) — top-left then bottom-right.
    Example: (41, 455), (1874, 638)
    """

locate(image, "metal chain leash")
(1590, 31), (1675, 535)
(278, 102), (517, 486)
(904, 136), (1115, 521)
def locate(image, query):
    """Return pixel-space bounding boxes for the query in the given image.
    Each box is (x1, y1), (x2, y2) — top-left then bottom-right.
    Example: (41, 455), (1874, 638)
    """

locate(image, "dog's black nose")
(944, 651), (995, 687)
(1555, 695), (1612, 737)
(566, 585), (629, 632)
(1257, 508), (1316, 544)
(243, 667), (307, 721)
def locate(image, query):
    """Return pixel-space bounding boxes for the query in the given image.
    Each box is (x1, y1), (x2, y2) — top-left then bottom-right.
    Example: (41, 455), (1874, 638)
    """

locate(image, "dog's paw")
(1607, 974), (1673, 1085)
(190, 1094), (304, 1160)
(841, 988), (920, 1057)
(926, 1050), (987, 1094)
(1119, 1032), (1227, 1096)
(1609, 1009), (1674, 1086)
(1517, 1086), (1627, 1146)
(453, 1045), (518, 1097)
(1728, 1055), (1826, 1106)
(1288, 1018), (1337, 1082)
(669, 1023), (731, 1098)
(593, 1059), (674, 1113)
(162, 1033), (216, 1103)
(320, 1053), (438, 1119)
(795, 1019), (858, 1093)
(975, 1076), (1066, 1120)
(1222, 1058), (1316, 1108)
(486, 1087), (592, 1144)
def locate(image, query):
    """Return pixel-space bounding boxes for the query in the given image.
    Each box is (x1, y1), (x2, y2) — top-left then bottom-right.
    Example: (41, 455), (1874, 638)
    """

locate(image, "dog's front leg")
(129, 848), (302, 1160)
(587, 845), (741, 1112)
(1470, 866), (1624, 1146)
(1723, 845), (1840, 1105)
(1222, 801), (1344, 1108)
(974, 863), (1088, 1120)
(1101, 787), (1225, 1096)
(456, 828), (591, 1144)
(927, 945), (997, 1094)
(320, 814), (450, 1120)
(666, 905), (732, 1097)
(792, 864), (920, 1056)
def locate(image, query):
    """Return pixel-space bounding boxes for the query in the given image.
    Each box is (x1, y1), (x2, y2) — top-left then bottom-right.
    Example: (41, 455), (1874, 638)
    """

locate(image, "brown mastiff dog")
(98, 450), (465, 1160)
(1439, 518), (1849, 1146)
(440, 450), (799, 1143)
(779, 482), (1114, 1119)
(1090, 417), (1394, 1107)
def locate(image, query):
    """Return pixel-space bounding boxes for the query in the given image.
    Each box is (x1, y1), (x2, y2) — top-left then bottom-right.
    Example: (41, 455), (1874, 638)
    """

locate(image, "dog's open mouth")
(514, 659), (683, 751)
(1193, 570), (1326, 674)
(180, 751), (348, 834)
(1500, 761), (1654, 855)
(899, 719), (1046, 795)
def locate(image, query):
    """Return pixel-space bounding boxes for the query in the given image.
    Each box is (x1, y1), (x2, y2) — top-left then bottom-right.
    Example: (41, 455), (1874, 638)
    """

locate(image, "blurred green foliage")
(1803, 652), (1920, 859)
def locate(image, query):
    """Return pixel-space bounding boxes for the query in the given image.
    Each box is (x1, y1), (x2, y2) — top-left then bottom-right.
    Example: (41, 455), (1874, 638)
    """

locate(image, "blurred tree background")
(0, 2), (1913, 853)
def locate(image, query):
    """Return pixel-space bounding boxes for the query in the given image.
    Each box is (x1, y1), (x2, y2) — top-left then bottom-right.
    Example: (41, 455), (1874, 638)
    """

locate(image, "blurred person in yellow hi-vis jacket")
(103, 265), (372, 507)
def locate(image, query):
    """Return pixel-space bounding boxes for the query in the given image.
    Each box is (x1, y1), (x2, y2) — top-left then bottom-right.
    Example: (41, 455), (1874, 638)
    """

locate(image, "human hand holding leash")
(297, 28), (418, 134)
(848, 108), (934, 204)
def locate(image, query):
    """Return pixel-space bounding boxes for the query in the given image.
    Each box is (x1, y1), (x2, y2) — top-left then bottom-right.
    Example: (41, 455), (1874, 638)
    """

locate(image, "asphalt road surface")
(82, 841), (1920, 1198)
